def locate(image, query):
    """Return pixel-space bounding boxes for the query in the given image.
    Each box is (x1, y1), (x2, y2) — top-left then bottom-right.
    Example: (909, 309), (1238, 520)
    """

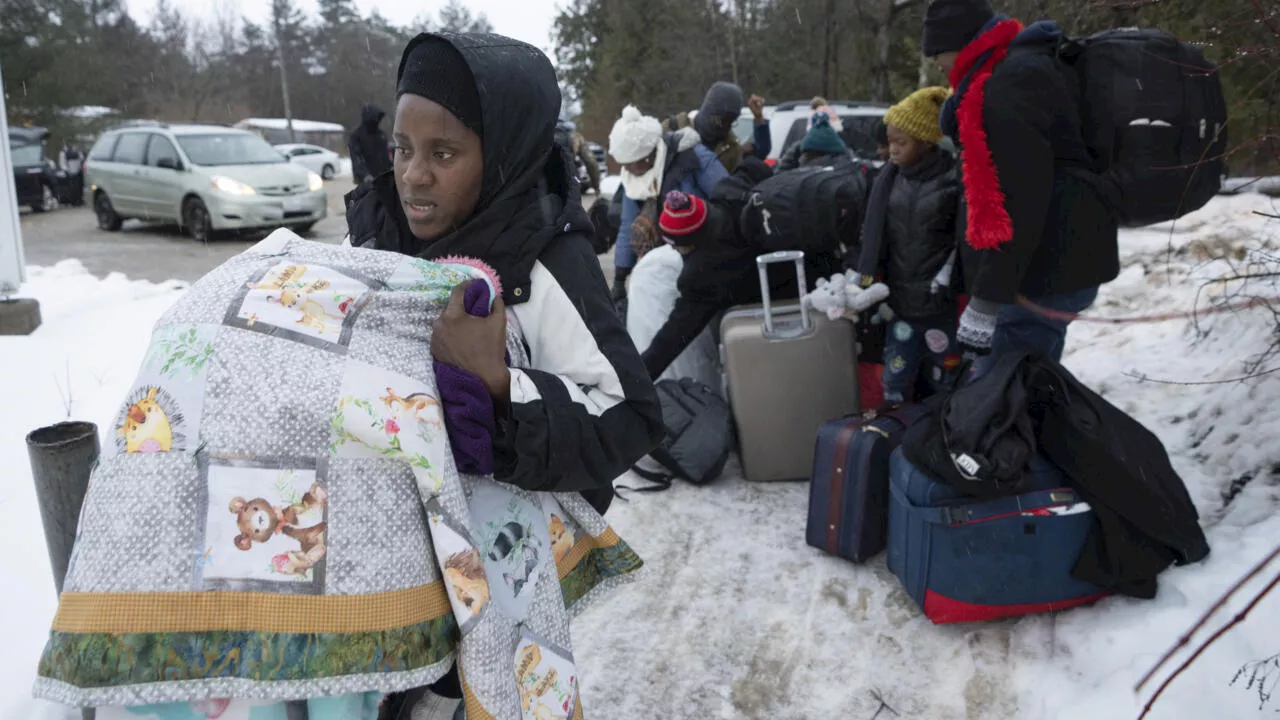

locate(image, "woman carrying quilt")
(34, 32), (663, 720)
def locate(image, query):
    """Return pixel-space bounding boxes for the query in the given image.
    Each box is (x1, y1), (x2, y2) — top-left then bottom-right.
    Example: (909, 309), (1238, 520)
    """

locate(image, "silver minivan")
(85, 123), (327, 241)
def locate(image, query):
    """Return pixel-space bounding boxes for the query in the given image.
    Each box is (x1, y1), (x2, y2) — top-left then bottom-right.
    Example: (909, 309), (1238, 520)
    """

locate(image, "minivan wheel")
(183, 198), (213, 242)
(321, 164), (335, 180)
(95, 192), (124, 231)
(32, 184), (58, 213)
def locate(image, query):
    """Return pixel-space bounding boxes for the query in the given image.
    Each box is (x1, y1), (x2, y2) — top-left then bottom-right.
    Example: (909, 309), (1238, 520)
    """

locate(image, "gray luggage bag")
(719, 250), (861, 482)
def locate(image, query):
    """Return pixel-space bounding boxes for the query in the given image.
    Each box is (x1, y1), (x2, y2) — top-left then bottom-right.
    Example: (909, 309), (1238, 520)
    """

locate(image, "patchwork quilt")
(33, 230), (643, 720)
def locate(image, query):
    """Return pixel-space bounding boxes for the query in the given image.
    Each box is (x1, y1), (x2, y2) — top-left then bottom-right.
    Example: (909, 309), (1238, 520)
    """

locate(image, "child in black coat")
(856, 87), (963, 403)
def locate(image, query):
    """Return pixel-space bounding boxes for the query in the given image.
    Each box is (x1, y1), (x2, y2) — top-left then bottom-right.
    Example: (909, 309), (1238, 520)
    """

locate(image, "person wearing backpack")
(608, 105), (730, 304)
(855, 86), (963, 404)
(798, 111), (856, 169)
(638, 186), (833, 380)
(694, 81), (759, 174)
(921, 0), (1119, 372)
(778, 101), (845, 172)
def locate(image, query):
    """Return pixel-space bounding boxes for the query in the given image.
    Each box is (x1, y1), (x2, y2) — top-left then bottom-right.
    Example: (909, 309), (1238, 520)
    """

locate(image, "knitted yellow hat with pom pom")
(884, 86), (952, 145)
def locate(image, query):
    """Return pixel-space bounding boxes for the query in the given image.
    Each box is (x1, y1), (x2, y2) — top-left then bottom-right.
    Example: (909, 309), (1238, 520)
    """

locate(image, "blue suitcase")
(806, 405), (929, 562)
(887, 448), (1109, 624)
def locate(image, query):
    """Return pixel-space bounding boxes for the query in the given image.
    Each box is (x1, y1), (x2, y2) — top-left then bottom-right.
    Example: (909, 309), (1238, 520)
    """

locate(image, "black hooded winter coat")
(344, 33), (663, 513)
(347, 104), (392, 182)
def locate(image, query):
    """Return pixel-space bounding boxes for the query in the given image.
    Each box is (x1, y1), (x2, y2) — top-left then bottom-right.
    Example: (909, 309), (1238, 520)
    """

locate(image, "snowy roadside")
(0, 262), (189, 720)
(575, 193), (1280, 720)
(2, 195), (1278, 719)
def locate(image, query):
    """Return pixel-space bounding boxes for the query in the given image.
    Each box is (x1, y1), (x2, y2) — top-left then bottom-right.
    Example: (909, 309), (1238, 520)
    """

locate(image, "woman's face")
(393, 94), (484, 241)
(622, 150), (657, 177)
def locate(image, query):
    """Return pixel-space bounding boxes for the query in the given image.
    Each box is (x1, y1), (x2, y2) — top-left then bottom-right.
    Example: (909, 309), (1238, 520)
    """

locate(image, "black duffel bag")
(627, 378), (733, 490)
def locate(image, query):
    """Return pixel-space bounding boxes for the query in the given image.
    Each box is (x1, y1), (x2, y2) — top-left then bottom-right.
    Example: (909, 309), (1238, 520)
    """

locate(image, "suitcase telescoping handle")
(757, 250), (811, 337)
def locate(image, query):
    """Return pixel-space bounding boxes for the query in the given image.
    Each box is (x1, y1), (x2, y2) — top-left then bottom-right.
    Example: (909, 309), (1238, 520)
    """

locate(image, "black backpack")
(740, 163), (871, 256)
(710, 156), (775, 234)
(587, 187), (622, 255)
(627, 379), (733, 490)
(1057, 28), (1227, 227)
(586, 188), (614, 254)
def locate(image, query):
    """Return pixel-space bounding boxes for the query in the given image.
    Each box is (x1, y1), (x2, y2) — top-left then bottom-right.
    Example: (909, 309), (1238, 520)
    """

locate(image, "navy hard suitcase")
(887, 448), (1109, 624)
(806, 405), (929, 562)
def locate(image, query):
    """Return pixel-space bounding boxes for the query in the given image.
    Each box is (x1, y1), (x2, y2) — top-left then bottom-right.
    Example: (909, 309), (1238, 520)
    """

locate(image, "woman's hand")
(432, 280), (510, 402)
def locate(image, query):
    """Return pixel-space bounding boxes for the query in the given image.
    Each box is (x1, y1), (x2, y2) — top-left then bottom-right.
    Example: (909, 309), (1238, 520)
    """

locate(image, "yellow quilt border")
(51, 528), (621, 635)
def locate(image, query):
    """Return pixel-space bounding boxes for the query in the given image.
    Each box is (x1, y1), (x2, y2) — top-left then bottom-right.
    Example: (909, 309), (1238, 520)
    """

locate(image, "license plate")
(282, 196), (305, 212)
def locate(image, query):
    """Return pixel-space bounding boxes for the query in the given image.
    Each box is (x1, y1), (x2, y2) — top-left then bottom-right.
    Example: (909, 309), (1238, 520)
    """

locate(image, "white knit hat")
(608, 105), (663, 164)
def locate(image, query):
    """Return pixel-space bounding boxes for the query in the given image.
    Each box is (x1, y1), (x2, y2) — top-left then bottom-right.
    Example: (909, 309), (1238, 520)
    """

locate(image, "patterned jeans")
(881, 316), (960, 403)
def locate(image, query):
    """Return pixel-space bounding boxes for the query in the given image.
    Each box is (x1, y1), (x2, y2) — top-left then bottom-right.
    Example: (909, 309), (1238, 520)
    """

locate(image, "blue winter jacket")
(616, 143), (729, 258)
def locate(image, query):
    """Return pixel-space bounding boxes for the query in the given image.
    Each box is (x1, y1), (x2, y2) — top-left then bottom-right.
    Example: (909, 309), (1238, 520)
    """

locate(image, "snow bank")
(4, 197), (1279, 719)
(0, 261), (187, 720)
(1221, 176), (1280, 197)
(1018, 192), (1280, 719)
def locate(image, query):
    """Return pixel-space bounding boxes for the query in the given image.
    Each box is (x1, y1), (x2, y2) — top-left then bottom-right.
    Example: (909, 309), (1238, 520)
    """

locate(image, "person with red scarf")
(922, 0), (1119, 373)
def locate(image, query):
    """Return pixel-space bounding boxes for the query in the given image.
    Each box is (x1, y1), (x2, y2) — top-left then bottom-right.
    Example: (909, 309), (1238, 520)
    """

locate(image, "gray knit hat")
(699, 81), (745, 119)
(695, 81), (744, 146)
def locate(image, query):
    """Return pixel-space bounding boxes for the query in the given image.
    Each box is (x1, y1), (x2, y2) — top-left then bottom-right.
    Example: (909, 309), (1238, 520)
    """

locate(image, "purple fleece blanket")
(433, 279), (506, 475)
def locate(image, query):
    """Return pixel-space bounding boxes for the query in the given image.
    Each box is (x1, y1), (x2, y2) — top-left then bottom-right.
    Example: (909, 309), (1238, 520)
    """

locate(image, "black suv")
(9, 127), (60, 213)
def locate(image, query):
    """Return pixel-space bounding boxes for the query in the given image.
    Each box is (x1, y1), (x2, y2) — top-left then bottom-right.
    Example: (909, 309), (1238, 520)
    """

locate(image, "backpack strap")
(616, 464), (675, 494)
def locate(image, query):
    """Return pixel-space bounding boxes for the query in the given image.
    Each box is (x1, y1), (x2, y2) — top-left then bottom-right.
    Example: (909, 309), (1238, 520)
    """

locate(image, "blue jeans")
(614, 226), (637, 270)
(882, 316), (959, 403)
(972, 286), (1100, 377)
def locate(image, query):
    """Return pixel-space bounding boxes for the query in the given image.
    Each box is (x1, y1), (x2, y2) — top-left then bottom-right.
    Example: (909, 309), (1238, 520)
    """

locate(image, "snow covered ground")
(600, 174), (621, 198)
(1221, 176), (1280, 197)
(3, 194), (1279, 719)
(1, 264), (189, 720)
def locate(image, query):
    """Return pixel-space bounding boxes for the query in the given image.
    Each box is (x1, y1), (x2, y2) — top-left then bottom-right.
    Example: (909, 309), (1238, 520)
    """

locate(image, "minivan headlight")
(308, 172), (324, 192)
(211, 175), (256, 196)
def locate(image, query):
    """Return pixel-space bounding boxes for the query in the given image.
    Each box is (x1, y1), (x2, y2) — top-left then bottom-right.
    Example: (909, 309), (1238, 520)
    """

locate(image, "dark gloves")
(433, 279), (511, 476)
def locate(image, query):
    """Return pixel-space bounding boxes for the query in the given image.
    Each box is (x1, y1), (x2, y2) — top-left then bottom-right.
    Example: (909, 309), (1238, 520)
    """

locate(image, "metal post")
(274, 18), (297, 144)
(27, 421), (99, 596)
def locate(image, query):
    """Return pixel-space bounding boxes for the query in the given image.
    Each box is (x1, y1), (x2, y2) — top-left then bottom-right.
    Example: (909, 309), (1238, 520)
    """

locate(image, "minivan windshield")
(176, 134), (285, 166)
(10, 143), (44, 167)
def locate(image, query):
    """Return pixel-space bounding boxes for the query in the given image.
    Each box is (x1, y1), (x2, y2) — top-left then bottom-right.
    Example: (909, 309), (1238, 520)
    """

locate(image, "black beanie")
(922, 0), (995, 57)
(396, 35), (484, 138)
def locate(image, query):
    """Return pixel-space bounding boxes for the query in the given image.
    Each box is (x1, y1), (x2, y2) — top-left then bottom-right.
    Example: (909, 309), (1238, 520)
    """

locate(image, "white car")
(766, 100), (890, 163)
(274, 144), (343, 181)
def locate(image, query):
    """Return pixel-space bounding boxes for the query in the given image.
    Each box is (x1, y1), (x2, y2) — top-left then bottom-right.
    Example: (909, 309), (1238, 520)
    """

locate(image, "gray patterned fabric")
(35, 230), (644, 719)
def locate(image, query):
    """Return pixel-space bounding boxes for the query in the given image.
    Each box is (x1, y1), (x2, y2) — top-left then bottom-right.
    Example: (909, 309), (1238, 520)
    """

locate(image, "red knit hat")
(659, 191), (708, 244)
